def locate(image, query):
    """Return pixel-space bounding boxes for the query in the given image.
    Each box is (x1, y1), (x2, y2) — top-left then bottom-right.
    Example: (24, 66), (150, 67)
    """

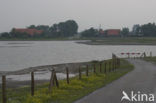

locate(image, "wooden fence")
(1, 54), (120, 103)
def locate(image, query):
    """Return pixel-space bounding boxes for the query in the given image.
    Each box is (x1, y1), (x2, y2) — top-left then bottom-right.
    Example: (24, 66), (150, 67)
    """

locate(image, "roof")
(106, 29), (120, 35)
(14, 28), (43, 36)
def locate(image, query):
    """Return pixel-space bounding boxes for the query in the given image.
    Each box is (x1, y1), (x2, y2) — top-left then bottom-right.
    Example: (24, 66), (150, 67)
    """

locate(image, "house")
(105, 29), (121, 36)
(13, 28), (43, 36)
(99, 29), (121, 36)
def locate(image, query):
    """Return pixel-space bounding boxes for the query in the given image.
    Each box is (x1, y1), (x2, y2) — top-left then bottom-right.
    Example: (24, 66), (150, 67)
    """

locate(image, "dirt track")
(74, 59), (156, 103)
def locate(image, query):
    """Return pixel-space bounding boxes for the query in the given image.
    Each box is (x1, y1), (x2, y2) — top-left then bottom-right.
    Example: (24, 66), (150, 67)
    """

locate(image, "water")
(0, 41), (156, 82)
(6, 72), (75, 81)
(0, 41), (155, 72)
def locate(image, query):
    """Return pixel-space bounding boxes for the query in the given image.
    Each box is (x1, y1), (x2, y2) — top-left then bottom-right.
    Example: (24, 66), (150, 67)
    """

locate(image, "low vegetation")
(144, 56), (156, 63)
(82, 37), (156, 45)
(0, 59), (134, 103)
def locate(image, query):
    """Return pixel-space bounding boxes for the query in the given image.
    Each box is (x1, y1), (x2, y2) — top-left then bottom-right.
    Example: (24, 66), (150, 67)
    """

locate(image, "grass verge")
(143, 56), (156, 63)
(0, 59), (134, 103)
(81, 37), (156, 45)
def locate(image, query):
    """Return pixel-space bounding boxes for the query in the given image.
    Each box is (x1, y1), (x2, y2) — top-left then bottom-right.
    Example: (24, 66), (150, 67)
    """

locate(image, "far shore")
(77, 41), (156, 45)
(77, 37), (156, 45)
(1, 37), (156, 45)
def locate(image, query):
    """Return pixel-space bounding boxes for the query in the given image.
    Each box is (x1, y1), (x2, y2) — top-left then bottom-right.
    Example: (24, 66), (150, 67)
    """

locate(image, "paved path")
(74, 59), (156, 103)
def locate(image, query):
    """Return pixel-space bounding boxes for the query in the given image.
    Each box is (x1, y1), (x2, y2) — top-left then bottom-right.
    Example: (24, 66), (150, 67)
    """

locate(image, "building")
(105, 29), (121, 36)
(99, 29), (121, 36)
(13, 28), (43, 36)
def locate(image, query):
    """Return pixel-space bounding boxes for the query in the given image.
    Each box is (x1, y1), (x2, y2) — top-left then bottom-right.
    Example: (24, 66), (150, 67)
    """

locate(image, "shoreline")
(0, 61), (90, 76)
(1, 38), (156, 45)
(0, 61), (92, 88)
(77, 41), (156, 45)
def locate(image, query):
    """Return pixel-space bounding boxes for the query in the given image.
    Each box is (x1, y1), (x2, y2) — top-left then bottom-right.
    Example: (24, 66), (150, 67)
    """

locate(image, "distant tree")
(0, 32), (11, 38)
(132, 24), (141, 36)
(36, 25), (50, 37)
(35, 25), (49, 31)
(27, 25), (36, 29)
(57, 20), (78, 37)
(49, 24), (60, 37)
(81, 28), (98, 37)
(12, 32), (30, 38)
(1, 20), (79, 38)
(121, 27), (129, 36)
(49, 20), (78, 37)
(141, 23), (156, 36)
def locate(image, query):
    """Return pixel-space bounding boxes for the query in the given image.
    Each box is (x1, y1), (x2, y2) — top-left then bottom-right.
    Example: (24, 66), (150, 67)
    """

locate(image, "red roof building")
(105, 29), (120, 36)
(13, 28), (43, 36)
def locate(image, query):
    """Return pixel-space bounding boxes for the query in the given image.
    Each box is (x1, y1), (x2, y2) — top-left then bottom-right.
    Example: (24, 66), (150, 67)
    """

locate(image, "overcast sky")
(0, 0), (156, 32)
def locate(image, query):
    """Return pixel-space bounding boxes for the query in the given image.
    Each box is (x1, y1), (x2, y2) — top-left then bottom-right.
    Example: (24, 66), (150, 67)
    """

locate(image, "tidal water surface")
(0, 41), (155, 82)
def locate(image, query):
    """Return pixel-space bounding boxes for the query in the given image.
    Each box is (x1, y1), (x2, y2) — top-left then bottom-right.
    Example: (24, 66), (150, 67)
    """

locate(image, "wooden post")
(128, 54), (130, 58)
(66, 67), (69, 84)
(114, 59), (116, 70)
(31, 72), (35, 96)
(118, 59), (120, 67)
(150, 52), (152, 57)
(104, 62), (107, 73)
(93, 64), (96, 73)
(111, 61), (113, 71)
(112, 60), (115, 71)
(109, 62), (111, 72)
(2, 75), (6, 103)
(112, 54), (114, 71)
(54, 70), (59, 88)
(49, 70), (55, 92)
(79, 66), (81, 79)
(100, 62), (102, 73)
(116, 58), (119, 68)
(49, 69), (59, 92)
(86, 65), (89, 76)
(144, 52), (146, 58)
(114, 55), (116, 70)
(117, 58), (118, 68)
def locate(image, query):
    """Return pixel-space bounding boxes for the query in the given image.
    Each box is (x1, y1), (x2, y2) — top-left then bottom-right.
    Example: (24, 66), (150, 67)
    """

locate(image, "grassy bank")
(144, 56), (156, 63)
(0, 59), (134, 103)
(81, 37), (156, 45)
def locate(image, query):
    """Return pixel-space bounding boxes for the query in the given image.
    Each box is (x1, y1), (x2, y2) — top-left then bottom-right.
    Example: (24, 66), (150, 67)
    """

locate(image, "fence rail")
(1, 54), (121, 103)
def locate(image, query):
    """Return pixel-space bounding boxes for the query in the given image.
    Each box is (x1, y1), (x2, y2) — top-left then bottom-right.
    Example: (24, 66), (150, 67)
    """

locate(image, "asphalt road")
(74, 59), (156, 103)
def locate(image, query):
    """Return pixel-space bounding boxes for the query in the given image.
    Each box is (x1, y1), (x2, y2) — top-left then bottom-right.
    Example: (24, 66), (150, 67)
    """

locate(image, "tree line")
(80, 23), (156, 37)
(0, 20), (78, 38)
(1, 21), (156, 38)
(122, 23), (156, 37)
